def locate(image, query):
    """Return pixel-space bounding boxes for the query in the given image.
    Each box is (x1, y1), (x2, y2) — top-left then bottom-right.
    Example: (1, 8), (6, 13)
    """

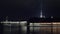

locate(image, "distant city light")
(1, 21), (27, 24)
(51, 16), (53, 18)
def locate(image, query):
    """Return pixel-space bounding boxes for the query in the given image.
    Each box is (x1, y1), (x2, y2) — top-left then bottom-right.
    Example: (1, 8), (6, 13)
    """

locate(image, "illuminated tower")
(40, 10), (45, 18)
(6, 16), (8, 22)
(40, 0), (45, 18)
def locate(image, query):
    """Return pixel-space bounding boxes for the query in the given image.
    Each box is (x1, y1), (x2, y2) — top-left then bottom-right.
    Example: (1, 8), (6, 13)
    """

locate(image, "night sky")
(0, 0), (60, 18)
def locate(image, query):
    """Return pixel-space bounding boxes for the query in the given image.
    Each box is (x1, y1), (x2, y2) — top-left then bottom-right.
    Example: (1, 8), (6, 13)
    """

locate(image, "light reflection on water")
(1, 21), (60, 34)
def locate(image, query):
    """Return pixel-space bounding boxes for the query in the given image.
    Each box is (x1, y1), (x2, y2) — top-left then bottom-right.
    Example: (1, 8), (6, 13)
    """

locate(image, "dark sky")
(0, 0), (60, 18)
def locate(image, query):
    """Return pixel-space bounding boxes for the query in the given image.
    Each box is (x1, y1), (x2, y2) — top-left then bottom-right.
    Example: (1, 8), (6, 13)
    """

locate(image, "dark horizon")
(0, 0), (60, 18)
